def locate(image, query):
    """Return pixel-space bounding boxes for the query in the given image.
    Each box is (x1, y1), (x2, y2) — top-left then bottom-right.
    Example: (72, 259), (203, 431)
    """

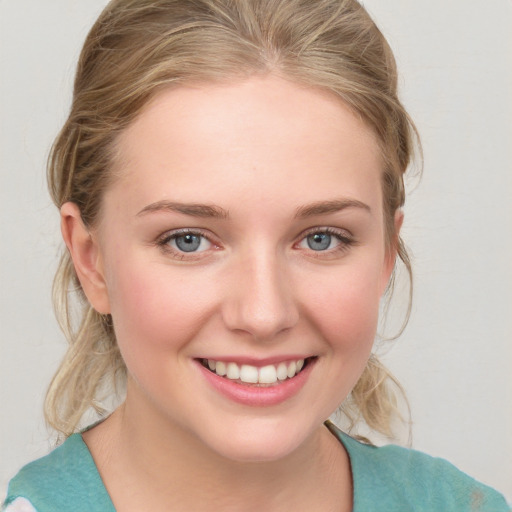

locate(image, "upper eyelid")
(297, 226), (354, 240)
(157, 227), (214, 243)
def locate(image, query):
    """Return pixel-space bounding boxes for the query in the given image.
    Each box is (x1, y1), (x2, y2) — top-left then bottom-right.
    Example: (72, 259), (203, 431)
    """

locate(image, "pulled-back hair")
(46, 0), (418, 439)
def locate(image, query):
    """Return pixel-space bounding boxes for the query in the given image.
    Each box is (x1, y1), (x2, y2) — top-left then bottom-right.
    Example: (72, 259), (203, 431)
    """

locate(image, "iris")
(307, 233), (331, 251)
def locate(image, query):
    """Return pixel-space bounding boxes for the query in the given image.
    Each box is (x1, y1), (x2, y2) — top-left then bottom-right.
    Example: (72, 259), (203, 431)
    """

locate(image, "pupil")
(175, 234), (201, 252)
(307, 233), (331, 251)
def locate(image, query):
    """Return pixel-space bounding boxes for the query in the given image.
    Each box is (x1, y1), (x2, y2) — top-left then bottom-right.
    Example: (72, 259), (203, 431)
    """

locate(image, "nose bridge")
(223, 244), (299, 340)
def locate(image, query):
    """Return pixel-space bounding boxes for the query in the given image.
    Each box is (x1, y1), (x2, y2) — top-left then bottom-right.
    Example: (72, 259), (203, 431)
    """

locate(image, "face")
(81, 76), (397, 462)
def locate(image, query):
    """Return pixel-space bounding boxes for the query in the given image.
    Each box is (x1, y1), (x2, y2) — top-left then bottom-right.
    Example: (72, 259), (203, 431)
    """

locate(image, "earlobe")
(60, 202), (111, 314)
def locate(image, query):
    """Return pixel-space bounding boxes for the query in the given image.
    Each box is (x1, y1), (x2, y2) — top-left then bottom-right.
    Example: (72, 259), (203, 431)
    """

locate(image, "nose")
(222, 249), (299, 341)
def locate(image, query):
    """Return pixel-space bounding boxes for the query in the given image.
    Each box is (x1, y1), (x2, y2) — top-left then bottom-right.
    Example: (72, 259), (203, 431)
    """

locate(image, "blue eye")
(306, 232), (332, 251)
(163, 231), (212, 253)
(297, 228), (354, 255)
(174, 233), (202, 252)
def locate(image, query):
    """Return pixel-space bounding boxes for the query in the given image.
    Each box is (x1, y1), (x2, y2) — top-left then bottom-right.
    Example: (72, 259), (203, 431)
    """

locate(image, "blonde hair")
(46, 0), (418, 440)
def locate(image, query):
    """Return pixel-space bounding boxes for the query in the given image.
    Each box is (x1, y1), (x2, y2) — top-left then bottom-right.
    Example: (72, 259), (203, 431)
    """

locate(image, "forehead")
(109, 76), (383, 214)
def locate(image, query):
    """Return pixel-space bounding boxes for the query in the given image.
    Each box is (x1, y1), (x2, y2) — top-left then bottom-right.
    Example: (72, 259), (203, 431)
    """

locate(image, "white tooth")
(216, 361), (227, 376)
(277, 362), (288, 381)
(287, 361), (297, 378)
(240, 364), (258, 384)
(208, 359), (216, 371)
(226, 362), (240, 380)
(296, 359), (304, 371)
(240, 365), (259, 383)
(258, 365), (278, 384)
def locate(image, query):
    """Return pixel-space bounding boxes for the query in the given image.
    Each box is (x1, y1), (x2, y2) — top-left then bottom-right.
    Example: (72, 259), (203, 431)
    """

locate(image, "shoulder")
(3, 434), (115, 512)
(329, 425), (509, 511)
(3, 498), (37, 512)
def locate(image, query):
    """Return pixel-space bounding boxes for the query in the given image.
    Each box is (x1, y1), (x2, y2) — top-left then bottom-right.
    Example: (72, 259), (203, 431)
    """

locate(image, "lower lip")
(196, 359), (316, 407)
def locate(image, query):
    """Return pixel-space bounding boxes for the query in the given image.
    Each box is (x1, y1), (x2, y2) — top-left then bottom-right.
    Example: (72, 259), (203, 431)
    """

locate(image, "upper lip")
(195, 355), (315, 367)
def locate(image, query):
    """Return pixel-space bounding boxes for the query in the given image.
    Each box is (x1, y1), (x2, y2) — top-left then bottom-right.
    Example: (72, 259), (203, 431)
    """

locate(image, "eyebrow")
(137, 200), (229, 219)
(294, 199), (371, 218)
(136, 198), (370, 220)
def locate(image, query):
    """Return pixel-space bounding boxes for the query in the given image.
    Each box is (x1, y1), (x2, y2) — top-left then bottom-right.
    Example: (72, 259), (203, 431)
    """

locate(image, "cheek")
(104, 258), (217, 366)
(303, 264), (383, 351)
(294, 263), (384, 413)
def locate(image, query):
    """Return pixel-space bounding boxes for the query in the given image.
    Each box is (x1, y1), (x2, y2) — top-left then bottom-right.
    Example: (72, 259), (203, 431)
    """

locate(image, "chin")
(197, 415), (320, 464)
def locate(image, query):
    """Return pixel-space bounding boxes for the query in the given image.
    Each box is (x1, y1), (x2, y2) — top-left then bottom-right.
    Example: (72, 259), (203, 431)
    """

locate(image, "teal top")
(4, 423), (509, 512)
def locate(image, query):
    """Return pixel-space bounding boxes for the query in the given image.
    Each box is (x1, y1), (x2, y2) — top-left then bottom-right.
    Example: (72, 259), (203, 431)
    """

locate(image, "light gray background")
(1, 0), (511, 501)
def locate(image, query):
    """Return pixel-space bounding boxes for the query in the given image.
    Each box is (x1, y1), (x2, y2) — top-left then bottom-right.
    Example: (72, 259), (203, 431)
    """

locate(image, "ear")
(379, 209), (404, 295)
(60, 202), (111, 314)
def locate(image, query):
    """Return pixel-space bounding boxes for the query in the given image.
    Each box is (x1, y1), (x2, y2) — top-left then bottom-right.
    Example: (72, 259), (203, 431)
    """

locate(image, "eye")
(172, 233), (210, 253)
(305, 232), (334, 251)
(158, 229), (213, 255)
(296, 228), (354, 254)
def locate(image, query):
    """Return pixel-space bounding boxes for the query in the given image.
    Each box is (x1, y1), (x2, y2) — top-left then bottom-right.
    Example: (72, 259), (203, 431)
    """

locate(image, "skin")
(62, 75), (401, 511)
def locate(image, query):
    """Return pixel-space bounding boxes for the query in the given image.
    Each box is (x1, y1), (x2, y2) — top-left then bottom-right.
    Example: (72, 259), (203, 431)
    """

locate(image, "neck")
(84, 387), (352, 511)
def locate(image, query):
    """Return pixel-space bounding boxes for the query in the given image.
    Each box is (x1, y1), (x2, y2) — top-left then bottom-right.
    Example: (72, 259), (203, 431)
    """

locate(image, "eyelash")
(155, 227), (355, 260)
(295, 227), (355, 257)
(156, 228), (217, 260)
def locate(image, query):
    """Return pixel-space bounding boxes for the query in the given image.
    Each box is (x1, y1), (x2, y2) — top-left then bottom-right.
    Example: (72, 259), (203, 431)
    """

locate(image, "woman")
(3, 1), (509, 510)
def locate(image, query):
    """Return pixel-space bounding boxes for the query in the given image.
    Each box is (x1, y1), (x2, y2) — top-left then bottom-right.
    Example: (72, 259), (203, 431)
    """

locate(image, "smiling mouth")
(199, 357), (316, 386)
